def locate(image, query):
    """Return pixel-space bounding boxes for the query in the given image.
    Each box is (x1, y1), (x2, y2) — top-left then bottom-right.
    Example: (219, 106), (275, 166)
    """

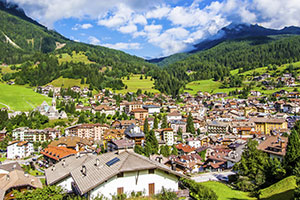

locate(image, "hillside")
(149, 23), (300, 67)
(0, 2), (153, 69)
(259, 176), (297, 200)
(0, 3), (159, 93)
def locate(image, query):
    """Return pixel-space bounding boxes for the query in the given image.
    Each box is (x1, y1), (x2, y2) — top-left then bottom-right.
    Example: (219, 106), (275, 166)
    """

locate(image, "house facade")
(7, 141), (34, 159)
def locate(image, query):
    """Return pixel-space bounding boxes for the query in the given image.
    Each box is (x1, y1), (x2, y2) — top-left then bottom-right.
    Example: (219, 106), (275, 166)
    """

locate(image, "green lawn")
(259, 176), (297, 200)
(57, 51), (94, 64)
(113, 74), (159, 94)
(184, 79), (223, 95)
(200, 181), (255, 200)
(47, 76), (88, 88)
(0, 83), (51, 111)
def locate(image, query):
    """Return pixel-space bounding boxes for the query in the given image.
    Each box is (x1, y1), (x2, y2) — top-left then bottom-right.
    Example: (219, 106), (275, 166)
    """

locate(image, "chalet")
(143, 105), (160, 115)
(65, 124), (109, 141)
(0, 170), (42, 200)
(107, 139), (135, 152)
(7, 141), (34, 159)
(41, 146), (77, 165)
(45, 151), (186, 199)
(49, 136), (93, 152)
(124, 124), (145, 145)
(111, 120), (138, 129)
(93, 105), (116, 116)
(176, 144), (196, 155)
(250, 117), (287, 135)
(257, 136), (288, 161)
(130, 108), (148, 120)
(167, 111), (182, 122)
(207, 121), (228, 135)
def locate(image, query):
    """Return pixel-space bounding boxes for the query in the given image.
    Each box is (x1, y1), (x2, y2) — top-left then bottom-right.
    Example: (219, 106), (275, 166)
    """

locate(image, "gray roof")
(0, 162), (22, 172)
(45, 153), (96, 185)
(49, 151), (187, 195)
(124, 124), (145, 138)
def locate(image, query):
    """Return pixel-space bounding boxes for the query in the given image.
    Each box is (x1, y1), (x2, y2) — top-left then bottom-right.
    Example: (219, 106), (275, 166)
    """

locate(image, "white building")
(186, 138), (201, 148)
(12, 127), (48, 142)
(45, 151), (186, 199)
(167, 111), (182, 122)
(143, 105), (160, 115)
(7, 141), (34, 159)
(162, 128), (176, 146)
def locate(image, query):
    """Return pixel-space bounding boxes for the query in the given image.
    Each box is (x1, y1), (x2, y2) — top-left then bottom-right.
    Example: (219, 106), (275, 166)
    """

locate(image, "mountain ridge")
(148, 23), (300, 66)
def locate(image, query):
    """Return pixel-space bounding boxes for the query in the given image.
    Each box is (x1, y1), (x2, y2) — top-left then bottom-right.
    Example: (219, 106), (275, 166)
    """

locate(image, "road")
(0, 102), (10, 110)
(192, 171), (236, 182)
(2, 154), (42, 165)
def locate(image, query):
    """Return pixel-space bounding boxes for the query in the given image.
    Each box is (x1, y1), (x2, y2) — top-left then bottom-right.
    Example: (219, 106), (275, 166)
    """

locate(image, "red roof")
(176, 143), (196, 153)
(41, 146), (77, 161)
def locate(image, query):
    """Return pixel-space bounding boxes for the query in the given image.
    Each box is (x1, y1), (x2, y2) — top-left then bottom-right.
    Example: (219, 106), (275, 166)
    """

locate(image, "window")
(117, 172), (124, 177)
(148, 169), (155, 174)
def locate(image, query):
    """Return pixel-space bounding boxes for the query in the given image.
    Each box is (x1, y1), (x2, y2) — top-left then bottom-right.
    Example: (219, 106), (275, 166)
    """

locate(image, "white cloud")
(72, 23), (93, 30)
(119, 24), (137, 34)
(88, 36), (100, 45)
(146, 5), (170, 19)
(8, 0), (300, 56)
(102, 42), (141, 50)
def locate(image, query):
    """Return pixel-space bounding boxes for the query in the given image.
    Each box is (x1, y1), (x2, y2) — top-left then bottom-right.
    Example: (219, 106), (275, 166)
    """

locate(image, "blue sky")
(9, 0), (300, 58)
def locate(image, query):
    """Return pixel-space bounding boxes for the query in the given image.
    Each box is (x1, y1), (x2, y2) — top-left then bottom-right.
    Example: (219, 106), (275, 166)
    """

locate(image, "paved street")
(191, 171), (236, 182)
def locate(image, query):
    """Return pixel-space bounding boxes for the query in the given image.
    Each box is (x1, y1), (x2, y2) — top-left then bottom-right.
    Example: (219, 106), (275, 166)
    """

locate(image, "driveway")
(192, 171), (236, 182)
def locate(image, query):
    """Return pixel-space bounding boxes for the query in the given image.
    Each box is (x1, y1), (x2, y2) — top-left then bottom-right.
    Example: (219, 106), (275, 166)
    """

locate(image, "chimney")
(31, 179), (35, 184)
(52, 165), (55, 171)
(95, 158), (100, 167)
(82, 165), (87, 176)
(24, 172), (29, 177)
(6, 174), (10, 181)
(13, 164), (16, 170)
(171, 161), (176, 171)
(62, 159), (66, 167)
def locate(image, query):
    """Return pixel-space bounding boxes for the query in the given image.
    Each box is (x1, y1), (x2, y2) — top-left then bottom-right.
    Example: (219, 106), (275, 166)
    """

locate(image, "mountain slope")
(149, 23), (300, 66)
(0, 1), (152, 69)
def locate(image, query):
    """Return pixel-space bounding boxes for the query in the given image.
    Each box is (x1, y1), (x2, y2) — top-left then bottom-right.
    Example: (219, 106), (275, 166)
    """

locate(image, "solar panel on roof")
(106, 157), (120, 167)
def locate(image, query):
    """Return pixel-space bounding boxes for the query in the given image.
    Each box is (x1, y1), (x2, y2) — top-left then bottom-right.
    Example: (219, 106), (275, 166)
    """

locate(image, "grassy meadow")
(47, 76), (88, 88)
(200, 181), (255, 200)
(0, 83), (51, 111)
(259, 176), (297, 200)
(57, 51), (94, 64)
(113, 74), (159, 94)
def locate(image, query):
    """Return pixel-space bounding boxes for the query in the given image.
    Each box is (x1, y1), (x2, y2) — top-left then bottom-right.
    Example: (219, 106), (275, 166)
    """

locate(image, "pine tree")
(285, 123), (300, 174)
(143, 118), (149, 136)
(186, 112), (195, 134)
(161, 115), (168, 128)
(154, 115), (159, 129)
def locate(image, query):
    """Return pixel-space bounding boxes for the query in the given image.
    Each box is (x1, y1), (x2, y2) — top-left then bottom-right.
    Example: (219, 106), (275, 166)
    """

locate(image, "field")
(185, 61), (300, 96)
(57, 51), (94, 64)
(113, 74), (159, 94)
(47, 76), (88, 88)
(0, 83), (51, 111)
(200, 181), (255, 200)
(259, 176), (297, 200)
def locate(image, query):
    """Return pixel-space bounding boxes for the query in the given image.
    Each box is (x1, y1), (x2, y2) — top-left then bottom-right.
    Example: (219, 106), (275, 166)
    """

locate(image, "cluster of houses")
(2, 87), (300, 199)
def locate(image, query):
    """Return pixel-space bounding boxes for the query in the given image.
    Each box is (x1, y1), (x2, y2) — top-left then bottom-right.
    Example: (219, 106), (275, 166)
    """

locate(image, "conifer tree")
(186, 112), (195, 134)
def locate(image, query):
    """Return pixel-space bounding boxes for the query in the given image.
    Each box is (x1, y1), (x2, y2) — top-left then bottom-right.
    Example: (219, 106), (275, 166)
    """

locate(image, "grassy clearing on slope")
(0, 83), (51, 111)
(113, 74), (159, 94)
(184, 79), (222, 95)
(57, 51), (94, 64)
(200, 181), (255, 200)
(259, 176), (297, 200)
(47, 76), (88, 88)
